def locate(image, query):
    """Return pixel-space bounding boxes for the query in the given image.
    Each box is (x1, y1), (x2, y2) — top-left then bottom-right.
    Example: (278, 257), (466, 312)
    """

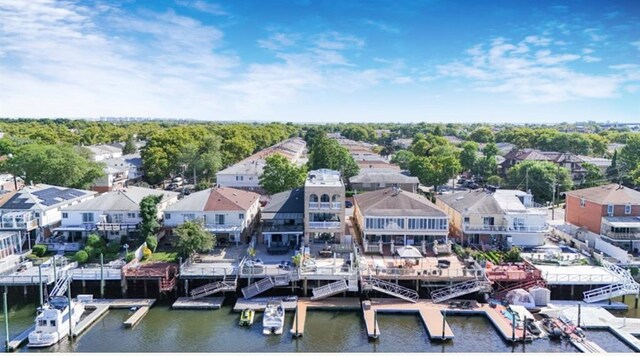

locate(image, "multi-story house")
(304, 169), (345, 244)
(436, 188), (548, 247)
(59, 187), (179, 241)
(348, 171), (419, 193)
(0, 184), (97, 246)
(0, 231), (26, 274)
(353, 187), (450, 255)
(260, 188), (305, 251)
(564, 184), (640, 253)
(163, 187), (260, 244)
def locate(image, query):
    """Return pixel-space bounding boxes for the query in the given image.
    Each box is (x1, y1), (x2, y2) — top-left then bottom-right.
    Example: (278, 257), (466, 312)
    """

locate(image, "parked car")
(245, 258), (264, 267)
(345, 201), (353, 208)
(277, 261), (293, 270)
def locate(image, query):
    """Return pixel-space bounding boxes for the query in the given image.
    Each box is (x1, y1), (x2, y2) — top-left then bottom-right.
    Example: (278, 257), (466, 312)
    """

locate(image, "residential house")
(85, 144), (123, 162)
(304, 169), (346, 244)
(392, 138), (413, 149)
(216, 138), (307, 193)
(58, 187), (179, 241)
(348, 171), (419, 193)
(163, 187), (261, 244)
(260, 188), (304, 249)
(0, 231), (24, 274)
(436, 188), (548, 247)
(0, 174), (23, 192)
(353, 187), (449, 255)
(0, 184), (97, 246)
(564, 184), (640, 253)
(104, 154), (144, 182)
(92, 153), (145, 193)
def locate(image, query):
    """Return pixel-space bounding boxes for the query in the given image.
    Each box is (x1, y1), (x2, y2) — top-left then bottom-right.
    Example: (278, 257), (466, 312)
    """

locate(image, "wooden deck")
(72, 304), (110, 337)
(363, 299), (455, 340)
(172, 297), (224, 310)
(233, 296), (299, 312)
(290, 298), (361, 336)
(7, 325), (34, 351)
(124, 306), (150, 328)
(86, 298), (156, 309)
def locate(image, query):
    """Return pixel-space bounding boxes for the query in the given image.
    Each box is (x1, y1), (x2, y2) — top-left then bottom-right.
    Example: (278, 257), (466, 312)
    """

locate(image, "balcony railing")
(261, 224), (305, 233)
(96, 222), (139, 231)
(0, 219), (38, 230)
(308, 221), (341, 229)
(463, 224), (507, 232)
(463, 224), (547, 233)
(601, 231), (640, 241)
(308, 202), (342, 210)
(203, 223), (242, 232)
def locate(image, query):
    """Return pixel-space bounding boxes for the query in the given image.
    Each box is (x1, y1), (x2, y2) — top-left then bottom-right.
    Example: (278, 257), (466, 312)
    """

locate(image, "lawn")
(146, 251), (178, 263)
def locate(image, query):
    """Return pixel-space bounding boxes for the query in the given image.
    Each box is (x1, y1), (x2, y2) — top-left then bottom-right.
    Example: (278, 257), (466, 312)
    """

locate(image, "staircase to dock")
(583, 260), (640, 303)
(362, 277), (418, 303)
(431, 279), (490, 303)
(311, 280), (349, 301)
(241, 272), (295, 299)
(49, 273), (71, 297)
(191, 276), (238, 299)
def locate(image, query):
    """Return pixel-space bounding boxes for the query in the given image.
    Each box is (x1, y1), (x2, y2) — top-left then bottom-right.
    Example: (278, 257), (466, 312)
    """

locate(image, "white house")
(85, 144), (123, 162)
(163, 187), (261, 244)
(58, 187), (179, 241)
(0, 184), (97, 247)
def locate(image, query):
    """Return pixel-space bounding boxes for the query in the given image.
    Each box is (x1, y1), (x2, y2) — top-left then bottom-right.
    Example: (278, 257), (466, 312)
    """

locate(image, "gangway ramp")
(431, 279), (489, 303)
(583, 260), (640, 303)
(190, 277), (237, 299)
(241, 273), (293, 299)
(364, 277), (418, 303)
(311, 280), (348, 301)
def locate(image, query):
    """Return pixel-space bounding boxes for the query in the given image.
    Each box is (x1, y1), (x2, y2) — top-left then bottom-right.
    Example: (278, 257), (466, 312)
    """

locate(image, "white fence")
(595, 238), (630, 264)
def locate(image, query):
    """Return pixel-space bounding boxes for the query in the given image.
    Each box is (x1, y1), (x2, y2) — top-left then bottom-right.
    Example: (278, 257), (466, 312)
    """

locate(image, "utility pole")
(193, 166), (197, 188)
(525, 168), (529, 192)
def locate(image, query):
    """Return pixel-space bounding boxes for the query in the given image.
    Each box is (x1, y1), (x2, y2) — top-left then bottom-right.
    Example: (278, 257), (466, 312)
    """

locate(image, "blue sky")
(0, 0), (638, 123)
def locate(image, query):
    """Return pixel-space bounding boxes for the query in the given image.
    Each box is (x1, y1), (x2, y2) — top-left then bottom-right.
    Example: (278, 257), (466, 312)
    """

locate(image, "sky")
(0, 0), (639, 123)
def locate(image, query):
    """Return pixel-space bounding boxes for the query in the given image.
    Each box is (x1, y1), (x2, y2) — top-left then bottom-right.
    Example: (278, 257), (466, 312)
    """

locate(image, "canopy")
(396, 245), (423, 258)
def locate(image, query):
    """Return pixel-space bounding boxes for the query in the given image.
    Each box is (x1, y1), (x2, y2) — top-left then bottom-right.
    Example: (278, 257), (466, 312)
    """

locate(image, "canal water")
(1, 301), (636, 353)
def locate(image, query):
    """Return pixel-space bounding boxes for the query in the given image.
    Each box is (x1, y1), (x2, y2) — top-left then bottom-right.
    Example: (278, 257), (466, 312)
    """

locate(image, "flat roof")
(536, 265), (622, 285)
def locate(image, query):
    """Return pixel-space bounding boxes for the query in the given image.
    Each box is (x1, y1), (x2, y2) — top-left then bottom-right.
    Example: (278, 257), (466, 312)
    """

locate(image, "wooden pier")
(172, 297), (225, 310)
(363, 299), (455, 340)
(124, 306), (150, 328)
(233, 296), (298, 312)
(6, 325), (34, 351)
(86, 298), (156, 309)
(72, 304), (109, 337)
(290, 298), (361, 336)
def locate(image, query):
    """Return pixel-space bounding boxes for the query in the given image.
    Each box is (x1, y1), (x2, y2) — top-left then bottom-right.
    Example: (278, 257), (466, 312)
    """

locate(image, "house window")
(215, 214), (225, 225)
(239, 213), (245, 220)
(112, 214), (124, 223)
(607, 204), (614, 216)
(62, 213), (68, 219)
(127, 213), (136, 219)
(625, 204), (632, 215)
(183, 214), (196, 222)
(165, 213), (171, 220)
(81, 213), (94, 223)
(235, 175), (243, 181)
(464, 217), (470, 225)
(580, 198), (586, 208)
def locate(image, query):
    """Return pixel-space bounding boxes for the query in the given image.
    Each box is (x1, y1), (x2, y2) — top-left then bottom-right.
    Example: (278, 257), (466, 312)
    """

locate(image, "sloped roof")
(0, 184), (96, 211)
(262, 188), (305, 219)
(165, 187), (260, 212)
(62, 187), (178, 212)
(437, 189), (535, 215)
(349, 171), (419, 184)
(565, 184), (640, 205)
(354, 188), (447, 217)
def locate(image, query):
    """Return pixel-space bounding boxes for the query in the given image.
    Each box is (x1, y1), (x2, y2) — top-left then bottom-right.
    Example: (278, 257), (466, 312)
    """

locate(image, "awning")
(608, 221), (640, 228)
(396, 245), (423, 258)
(53, 226), (90, 232)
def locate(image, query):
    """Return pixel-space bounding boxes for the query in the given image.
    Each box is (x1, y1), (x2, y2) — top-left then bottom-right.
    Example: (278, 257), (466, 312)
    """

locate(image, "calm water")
(1, 302), (635, 353)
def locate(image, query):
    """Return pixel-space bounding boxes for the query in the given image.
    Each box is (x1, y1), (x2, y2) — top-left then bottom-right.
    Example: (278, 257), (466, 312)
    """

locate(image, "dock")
(233, 296), (298, 311)
(72, 304), (109, 337)
(7, 325), (34, 351)
(124, 306), (150, 328)
(172, 297), (225, 310)
(363, 299), (455, 340)
(86, 298), (156, 309)
(290, 298), (361, 336)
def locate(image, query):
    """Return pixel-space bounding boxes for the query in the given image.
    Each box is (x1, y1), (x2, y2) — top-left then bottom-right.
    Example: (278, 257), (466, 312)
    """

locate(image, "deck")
(124, 306), (150, 328)
(172, 297), (225, 309)
(7, 326), (34, 351)
(86, 298), (156, 309)
(72, 304), (109, 337)
(290, 298), (361, 336)
(233, 296), (299, 311)
(363, 299), (455, 340)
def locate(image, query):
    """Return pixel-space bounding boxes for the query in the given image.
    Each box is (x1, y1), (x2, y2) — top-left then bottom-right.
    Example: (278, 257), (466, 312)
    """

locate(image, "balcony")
(0, 219), (38, 231)
(96, 222), (139, 231)
(308, 202), (341, 210)
(261, 224), (305, 233)
(601, 231), (640, 241)
(463, 224), (547, 233)
(203, 223), (242, 232)
(308, 221), (341, 229)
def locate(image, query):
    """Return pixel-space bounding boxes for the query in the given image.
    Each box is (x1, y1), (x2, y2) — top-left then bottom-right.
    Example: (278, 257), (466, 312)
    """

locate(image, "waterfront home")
(0, 184), (97, 246)
(260, 188), (304, 251)
(353, 187), (449, 255)
(435, 188), (548, 248)
(0, 231), (25, 274)
(85, 144), (123, 162)
(348, 170), (419, 193)
(215, 138), (306, 194)
(58, 187), (179, 241)
(163, 186), (260, 244)
(304, 169), (346, 245)
(564, 183), (640, 253)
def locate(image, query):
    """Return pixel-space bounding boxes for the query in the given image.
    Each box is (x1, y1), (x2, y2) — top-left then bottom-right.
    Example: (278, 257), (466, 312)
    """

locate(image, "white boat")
(262, 301), (285, 335)
(28, 296), (85, 348)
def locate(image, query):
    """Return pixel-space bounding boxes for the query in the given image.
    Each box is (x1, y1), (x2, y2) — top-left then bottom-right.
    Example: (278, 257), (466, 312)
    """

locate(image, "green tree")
(486, 175), (504, 186)
(139, 194), (163, 240)
(506, 161), (573, 203)
(606, 150), (619, 181)
(174, 220), (215, 258)
(482, 142), (499, 158)
(580, 162), (604, 188)
(123, 134), (137, 155)
(308, 136), (359, 178)
(409, 133), (431, 156)
(468, 127), (495, 143)
(619, 134), (640, 179)
(303, 127), (327, 150)
(473, 156), (498, 178)
(74, 250), (89, 264)
(5, 144), (104, 189)
(221, 134), (256, 166)
(390, 150), (415, 170)
(409, 146), (461, 191)
(260, 154), (307, 195)
(459, 141), (479, 172)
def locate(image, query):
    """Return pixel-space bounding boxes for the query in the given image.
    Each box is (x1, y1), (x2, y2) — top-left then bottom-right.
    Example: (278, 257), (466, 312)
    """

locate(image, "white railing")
(203, 224), (242, 232)
(320, 202), (331, 209)
(180, 265), (237, 277)
(431, 279), (489, 303)
(308, 202), (319, 209)
(544, 273), (621, 284)
(0, 219), (38, 230)
(308, 221), (341, 229)
(583, 283), (637, 303)
(464, 224), (507, 232)
(507, 225), (548, 232)
(331, 202), (341, 210)
(311, 280), (348, 300)
(363, 240), (382, 254)
(361, 266), (482, 279)
(365, 277), (419, 303)
(69, 268), (122, 280)
(0, 272), (54, 285)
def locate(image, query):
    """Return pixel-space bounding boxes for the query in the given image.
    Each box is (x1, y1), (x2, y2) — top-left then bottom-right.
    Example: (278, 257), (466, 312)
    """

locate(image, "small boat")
(263, 301), (285, 335)
(239, 308), (255, 326)
(541, 318), (563, 340)
(525, 318), (542, 336)
(28, 296), (85, 348)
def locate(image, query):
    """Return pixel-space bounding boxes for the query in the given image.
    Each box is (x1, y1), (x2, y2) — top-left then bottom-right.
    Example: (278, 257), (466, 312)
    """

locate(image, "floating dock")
(72, 304), (109, 337)
(6, 325), (35, 351)
(172, 297), (225, 310)
(363, 299), (455, 340)
(290, 298), (361, 336)
(124, 306), (150, 328)
(233, 296), (298, 311)
(86, 298), (156, 309)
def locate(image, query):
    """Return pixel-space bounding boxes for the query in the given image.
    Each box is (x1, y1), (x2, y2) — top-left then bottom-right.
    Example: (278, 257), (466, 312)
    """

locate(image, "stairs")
(160, 277), (177, 292)
(583, 260), (640, 303)
(431, 279), (489, 303)
(363, 277), (419, 303)
(49, 273), (71, 297)
(241, 273), (294, 299)
(311, 280), (348, 300)
(191, 277), (237, 299)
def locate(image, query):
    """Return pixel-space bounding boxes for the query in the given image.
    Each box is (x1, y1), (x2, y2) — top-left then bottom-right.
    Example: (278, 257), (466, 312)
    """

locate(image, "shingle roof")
(564, 184), (640, 205)
(165, 187), (260, 212)
(354, 188), (447, 217)
(349, 171), (419, 184)
(0, 184), (96, 210)
(262, 188), (305, 219)
(62, 187), (178, 212)
(437, 189), (534, 214)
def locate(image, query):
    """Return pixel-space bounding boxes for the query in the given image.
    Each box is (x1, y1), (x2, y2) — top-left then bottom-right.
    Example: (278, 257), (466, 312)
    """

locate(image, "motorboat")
(262, 301), (285, 335)
(541, 317), (563, 340)
(28, 296), (85, 348)
(239, 308), (255, 327)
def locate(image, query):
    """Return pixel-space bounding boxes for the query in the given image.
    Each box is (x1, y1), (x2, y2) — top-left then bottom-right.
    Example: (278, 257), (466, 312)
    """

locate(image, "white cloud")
(632, 41), (640, 51)
(582, 48), (594, 54)
(257, 32), (297, 51)
(314, 32), (365, 50)
(523, 35), (552, 46)
(584, 28), (607, 42)
(175, 0), (227, 16)
(438, 35), (639, 103)
(583, 56), (602, 63)
(363, 19), (400, 34)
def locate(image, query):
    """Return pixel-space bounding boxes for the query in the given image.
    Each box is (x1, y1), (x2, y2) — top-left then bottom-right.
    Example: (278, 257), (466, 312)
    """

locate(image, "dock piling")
(68, 278), (73, 340)
(636, 294), (639, 309)
(511, 313), (515, 342)
(4, 291), (9, 352)
(38, 265), (43, 307)
(373, 310), (377, 338)
(441, 309), (446, 340)
(578, 303), (581, 327)
(100, 253), (104, 298)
